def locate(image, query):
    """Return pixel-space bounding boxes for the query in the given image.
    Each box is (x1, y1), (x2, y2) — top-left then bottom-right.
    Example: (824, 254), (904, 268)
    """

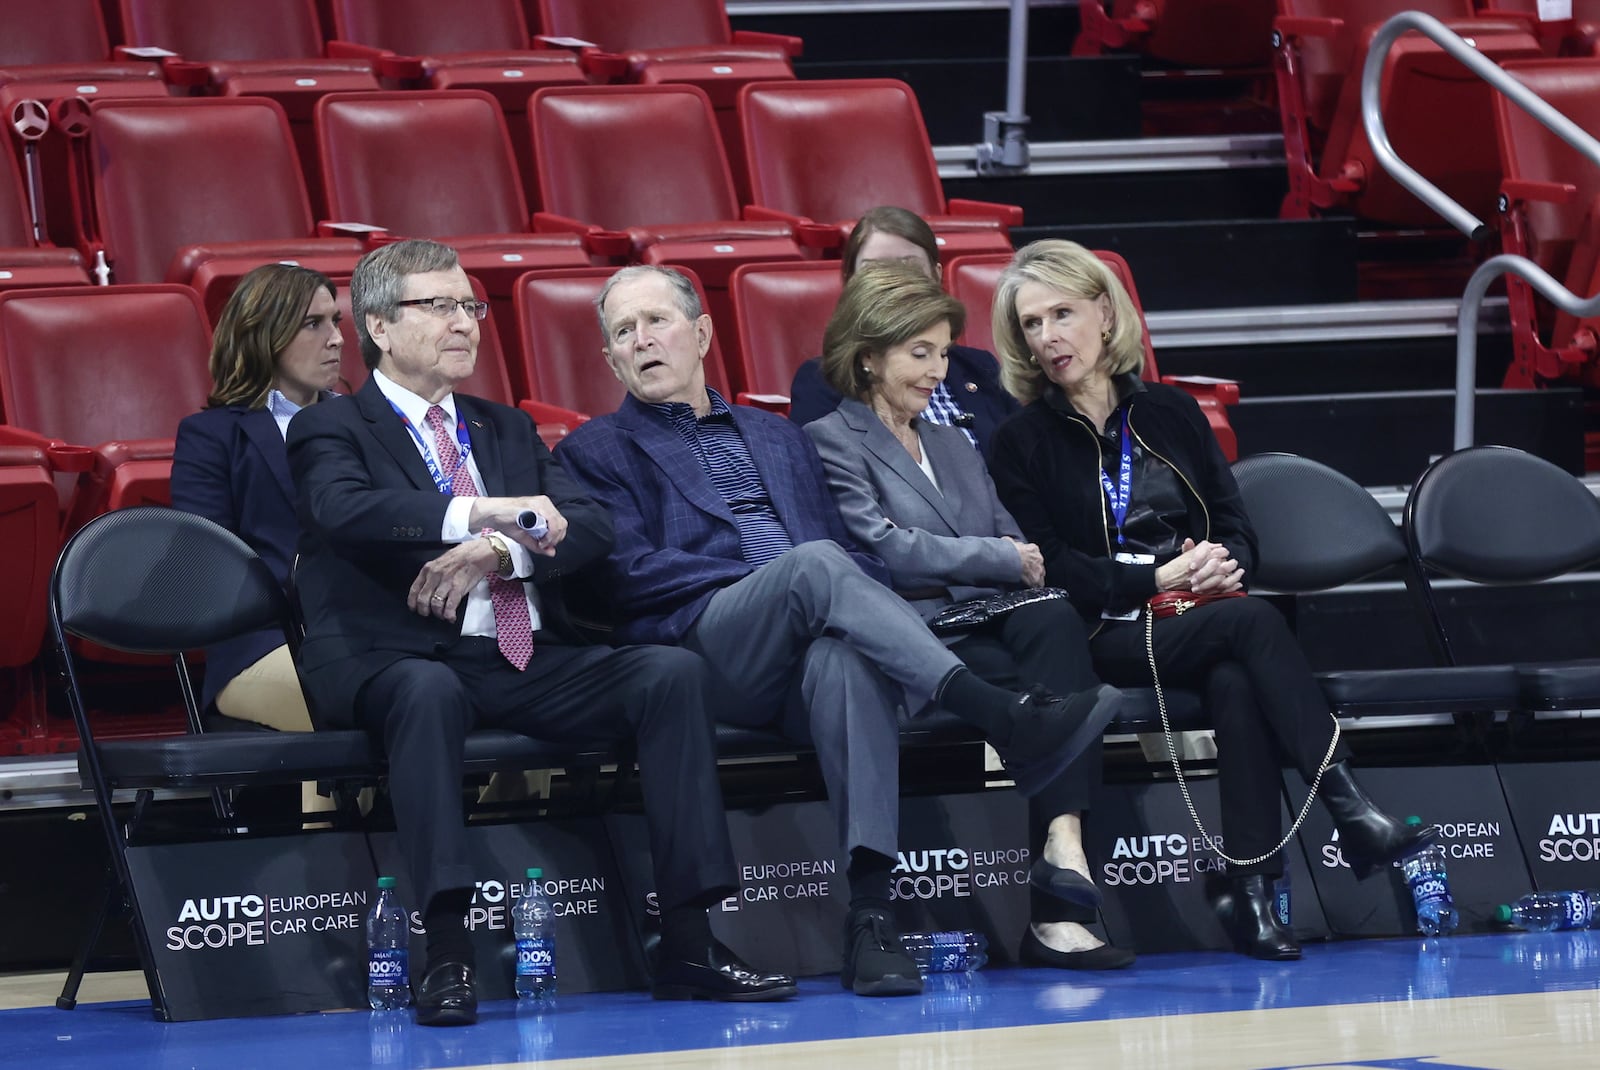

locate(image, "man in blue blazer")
(288, 241), (794, 1026)
(556, 265), (1124, 998)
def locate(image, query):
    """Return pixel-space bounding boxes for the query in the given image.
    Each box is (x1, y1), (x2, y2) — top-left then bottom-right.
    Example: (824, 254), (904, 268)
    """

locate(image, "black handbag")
(926, 587), (1072, 636)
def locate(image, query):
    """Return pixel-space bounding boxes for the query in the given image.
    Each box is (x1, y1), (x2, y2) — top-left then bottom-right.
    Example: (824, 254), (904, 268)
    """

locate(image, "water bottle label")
(1408, 876), (1454, 906)
(369, 947), (409, 988)
(516, 936), (555, 978)
(930, 932), (971, 972)
(1566, 895), (1593, 929)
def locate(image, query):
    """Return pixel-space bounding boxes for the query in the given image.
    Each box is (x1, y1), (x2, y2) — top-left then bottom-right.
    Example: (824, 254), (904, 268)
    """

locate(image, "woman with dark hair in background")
(171, 263), (344, 813)
(788, 206), (1017, 453)
(985, 240), (1436, 960)
(807, 261), (1133, 970)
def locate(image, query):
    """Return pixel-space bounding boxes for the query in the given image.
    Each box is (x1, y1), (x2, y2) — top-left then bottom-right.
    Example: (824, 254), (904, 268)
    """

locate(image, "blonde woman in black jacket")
(986, 240), (1434, 961)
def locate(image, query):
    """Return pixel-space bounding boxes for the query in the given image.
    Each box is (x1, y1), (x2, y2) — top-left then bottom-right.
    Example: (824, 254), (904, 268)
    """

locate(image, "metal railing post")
(977, 0), (1031, 174)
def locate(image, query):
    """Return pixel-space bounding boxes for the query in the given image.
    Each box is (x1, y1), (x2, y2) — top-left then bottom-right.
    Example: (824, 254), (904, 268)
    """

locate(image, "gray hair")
(594, 265), (703, 344)
(350, 239), (462, 370)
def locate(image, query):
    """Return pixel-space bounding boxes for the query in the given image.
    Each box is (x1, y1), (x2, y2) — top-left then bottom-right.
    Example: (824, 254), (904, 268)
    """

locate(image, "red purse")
(1146, 590), (1247, 619)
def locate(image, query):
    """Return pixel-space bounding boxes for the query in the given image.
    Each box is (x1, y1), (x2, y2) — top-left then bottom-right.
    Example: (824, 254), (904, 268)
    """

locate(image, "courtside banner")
(369, 818), (645, 999)
(1285, 765), (1527, 936)
(1087, 776), (1328, 953)
(126, 832), (374, 1020)
(1494, 760), (1600, 893)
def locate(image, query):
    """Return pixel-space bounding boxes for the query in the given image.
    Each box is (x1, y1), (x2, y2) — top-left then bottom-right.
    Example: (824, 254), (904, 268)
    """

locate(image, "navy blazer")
(171, 404), (304, 712)
(288, 379), (613, 726)
(787, 343), (1019, 456)
(556, 392), (889, 647)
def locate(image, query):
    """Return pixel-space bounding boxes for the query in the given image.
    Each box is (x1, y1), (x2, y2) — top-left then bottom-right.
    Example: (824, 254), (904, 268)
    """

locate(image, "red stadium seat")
(727, 260), (842, 412)
(511, 265), (732, 421)
(1074, 1), (1278, 69)
(314, 90), (589, 351)
(527, 84), (807, 385)
(737, 79), (1019, 262)
(0, 443), (58, 753)
(0, 132), (90, 290)
(944, 251), (1241, 459)
(117, 0), (381, 214)
(325, 0), (589, 207)
(1493, 57), (1600, 389)
(69, 96), (372, 290)
(1274, 0), (1541, 226)
(0, 284), (212, 533)
(1478, 1), (1600, 55)
(534, 0), (800, 197)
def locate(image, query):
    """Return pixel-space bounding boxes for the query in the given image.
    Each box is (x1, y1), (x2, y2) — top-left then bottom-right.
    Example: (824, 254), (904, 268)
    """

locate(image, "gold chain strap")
(1143, 606), (1340, 868)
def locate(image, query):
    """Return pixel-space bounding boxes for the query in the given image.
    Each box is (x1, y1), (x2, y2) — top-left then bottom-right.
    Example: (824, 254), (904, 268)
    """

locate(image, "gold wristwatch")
(484, 532), (513, 578)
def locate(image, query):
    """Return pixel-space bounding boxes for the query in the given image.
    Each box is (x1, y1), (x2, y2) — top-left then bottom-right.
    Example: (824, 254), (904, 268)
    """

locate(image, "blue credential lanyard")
(1099, 408), (1133, 547)
(388, 398), (473, 495)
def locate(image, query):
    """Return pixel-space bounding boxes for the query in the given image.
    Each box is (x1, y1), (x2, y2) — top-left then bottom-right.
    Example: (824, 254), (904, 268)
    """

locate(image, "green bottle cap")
(1495, 904), (1513, 923)
(1405, 816), (1422, 827)
(527, 867), (542, 880)
(377, 876), (396, 889)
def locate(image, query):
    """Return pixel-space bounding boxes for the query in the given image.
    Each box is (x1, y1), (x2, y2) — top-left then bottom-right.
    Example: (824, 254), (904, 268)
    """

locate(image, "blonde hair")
(821, 261), (966, 401)
(991, 239), (1144, 405)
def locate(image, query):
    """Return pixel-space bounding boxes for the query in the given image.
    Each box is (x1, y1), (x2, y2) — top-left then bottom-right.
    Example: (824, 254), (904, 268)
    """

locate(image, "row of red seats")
(1, 80), (1020, 390)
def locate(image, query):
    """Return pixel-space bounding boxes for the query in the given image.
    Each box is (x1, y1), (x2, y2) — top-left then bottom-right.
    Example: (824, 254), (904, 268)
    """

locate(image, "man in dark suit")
(556, 265), (1124, 998)
(287, 241), (794, 1027)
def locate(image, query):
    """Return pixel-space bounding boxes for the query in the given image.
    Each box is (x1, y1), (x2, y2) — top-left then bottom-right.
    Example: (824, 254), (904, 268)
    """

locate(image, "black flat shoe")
(1019, 926), (1135, 970)
(414, 961), (478, 1027)
(995, 684), (1124, 797)
(1210, 875), (1300, 961)
(654, 938), (797, 1002)
(840, 906), (923, 997)
(1029, 859), (1104, 908)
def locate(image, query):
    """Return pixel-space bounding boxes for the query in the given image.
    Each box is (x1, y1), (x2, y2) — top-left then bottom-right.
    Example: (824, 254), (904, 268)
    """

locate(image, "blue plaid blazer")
(557, 393), (889, 645)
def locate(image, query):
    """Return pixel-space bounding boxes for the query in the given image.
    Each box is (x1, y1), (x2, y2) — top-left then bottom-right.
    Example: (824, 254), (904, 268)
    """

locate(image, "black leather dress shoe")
(414, 961), (478, 1027)
(1019, 926), (1135, 970)
(653, 938), (797, 1002)
(995, 685), (1125, 797)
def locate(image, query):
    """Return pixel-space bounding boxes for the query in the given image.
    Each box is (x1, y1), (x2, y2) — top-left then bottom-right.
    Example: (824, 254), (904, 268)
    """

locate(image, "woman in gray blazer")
(806, 263), (1132, 971)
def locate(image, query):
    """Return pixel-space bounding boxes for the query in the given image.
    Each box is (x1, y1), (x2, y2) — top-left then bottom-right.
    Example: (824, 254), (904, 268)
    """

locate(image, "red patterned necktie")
(424, 405), (533, 670)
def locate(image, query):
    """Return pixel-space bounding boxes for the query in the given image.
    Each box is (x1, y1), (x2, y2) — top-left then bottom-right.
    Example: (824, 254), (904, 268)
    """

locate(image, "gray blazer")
(807, 397), (1024, 622)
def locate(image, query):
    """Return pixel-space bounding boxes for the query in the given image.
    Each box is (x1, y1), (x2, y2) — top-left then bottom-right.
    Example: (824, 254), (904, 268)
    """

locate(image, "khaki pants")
(215, 645), (333, 816)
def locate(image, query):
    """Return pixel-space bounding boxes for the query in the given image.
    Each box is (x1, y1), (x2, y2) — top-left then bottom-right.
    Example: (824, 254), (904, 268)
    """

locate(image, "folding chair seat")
(1492, 58), (1600, 388)
(943, 250), (1242, 460)
(737, 79), (1021, 261)
(1405, 445), (1600, 711)
(1074, 0), (1278, 69)
(118, 0), (382, 213)
(326, 0), (589, 207)
(1234, 452), (1520, 716)
(534, 0), (800, 195)
(0, 284), (212, 533)
(1274, 0), (1540, 226)
(314, 90), (589, 354)
(527, 84), (808, 381)
(69, 97), (372, 291)
(510, 266), (733, 423)
(0, 132), (89, 290)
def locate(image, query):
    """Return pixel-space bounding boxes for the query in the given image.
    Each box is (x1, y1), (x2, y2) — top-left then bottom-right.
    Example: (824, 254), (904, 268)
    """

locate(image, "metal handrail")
(1359, 11), (1600, 448)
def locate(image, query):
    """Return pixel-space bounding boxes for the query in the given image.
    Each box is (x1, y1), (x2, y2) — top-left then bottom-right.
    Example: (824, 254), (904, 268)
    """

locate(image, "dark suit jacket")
(787, 343), (1019, 456)
(286, 378), (613, 726)
(806, 398), (1024, 622)
(555, 392), (889, 647)
(171, 404), (303, 712)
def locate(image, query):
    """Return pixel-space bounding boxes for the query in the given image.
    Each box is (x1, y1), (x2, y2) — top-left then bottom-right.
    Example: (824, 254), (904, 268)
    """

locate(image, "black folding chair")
(1404, 446), (1600, 712)
(1234, 452), (1520, 719)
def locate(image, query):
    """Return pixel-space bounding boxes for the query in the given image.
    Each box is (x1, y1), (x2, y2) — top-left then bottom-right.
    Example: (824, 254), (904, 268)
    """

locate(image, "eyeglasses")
(396, 296), (489, 320)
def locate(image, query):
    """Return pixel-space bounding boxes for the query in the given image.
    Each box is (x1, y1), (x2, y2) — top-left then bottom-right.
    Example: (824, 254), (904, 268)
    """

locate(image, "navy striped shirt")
(923, 381), (978, 448)
(651, 389), (794, 568)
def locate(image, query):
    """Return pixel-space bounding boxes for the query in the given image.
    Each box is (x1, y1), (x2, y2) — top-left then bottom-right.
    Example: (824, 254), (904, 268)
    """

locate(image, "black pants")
(949, 598), (1105, 856)
(1089, 597), (1349, 876)
(357, 634), (737, 911)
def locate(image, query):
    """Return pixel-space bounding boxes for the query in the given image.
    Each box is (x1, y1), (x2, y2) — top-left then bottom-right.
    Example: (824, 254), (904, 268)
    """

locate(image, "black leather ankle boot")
(1212, 874), (1300, 961)
(1320, 761), (1437, 880)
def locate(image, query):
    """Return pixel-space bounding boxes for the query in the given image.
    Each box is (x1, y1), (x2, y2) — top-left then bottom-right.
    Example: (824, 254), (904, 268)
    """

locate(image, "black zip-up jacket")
(988, 377), (1256, 628)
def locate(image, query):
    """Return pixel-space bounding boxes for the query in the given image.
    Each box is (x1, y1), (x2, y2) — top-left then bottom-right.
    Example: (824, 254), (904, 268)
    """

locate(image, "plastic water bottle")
(1399, 817), (1459, 936)
(513, 867), (556, 1004)
(1496, 890), (1600, 932)
(1273, 869), (1291, 929)
(367, 876), (411, 1009)
(900, 930), (988, 974)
